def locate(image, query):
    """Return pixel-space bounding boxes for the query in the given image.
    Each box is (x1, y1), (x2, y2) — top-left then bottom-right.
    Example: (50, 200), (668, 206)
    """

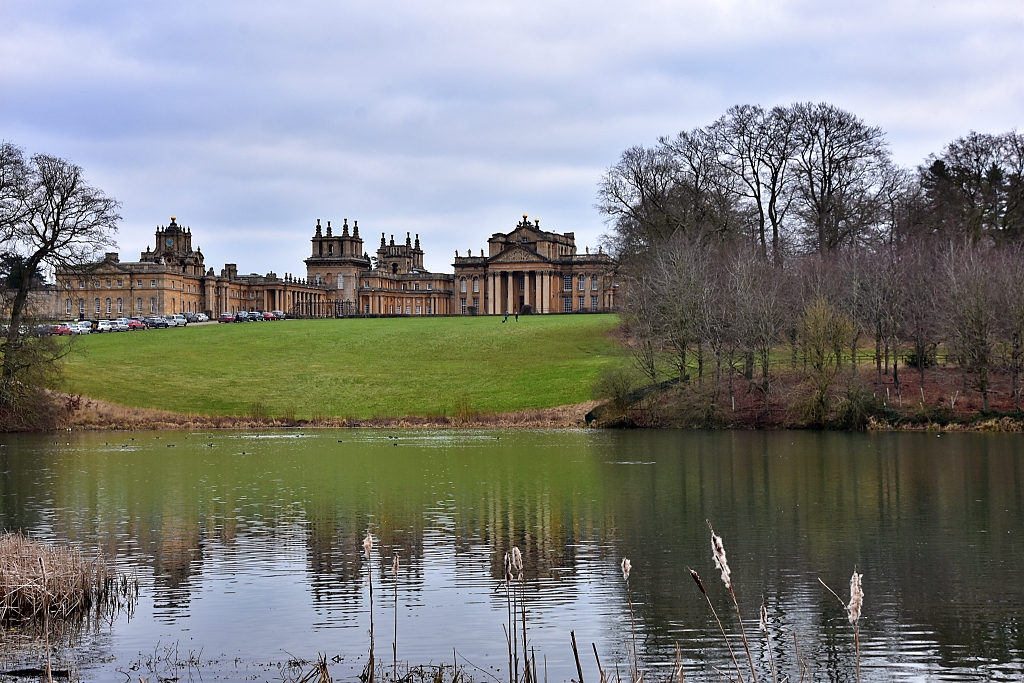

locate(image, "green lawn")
(61, 315), (624, 419)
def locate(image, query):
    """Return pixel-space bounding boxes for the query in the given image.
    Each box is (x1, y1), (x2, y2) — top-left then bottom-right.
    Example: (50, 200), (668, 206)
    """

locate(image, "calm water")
(0, 429), (1022, 682)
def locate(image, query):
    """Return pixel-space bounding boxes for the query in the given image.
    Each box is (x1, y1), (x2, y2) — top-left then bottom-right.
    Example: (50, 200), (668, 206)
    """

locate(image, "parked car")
(194, 312), (209, 322)
(96, 320), (114, 333)
(249, 311), (264, 321)
(262, 311), (277, 321)
(127, 319), (147, 330)
(165, 314), (188, 327)
(234, 311), (250, 322)
(144, 316), (169, 329)
(217, 312), (235, 323)
(75, 321), (94, 334)
(112, 318), (131, 332)
(272, 310), (287, 320)
(53, 323), (75, 336)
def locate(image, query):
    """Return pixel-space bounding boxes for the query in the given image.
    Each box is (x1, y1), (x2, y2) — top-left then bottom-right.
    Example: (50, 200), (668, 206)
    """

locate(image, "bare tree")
(790, 103), (891, 253)
(995, 245), (1024, 410)
(713, 105), (796, 264)
(942, 244), (997, 410)
(1, 149), (119, 398)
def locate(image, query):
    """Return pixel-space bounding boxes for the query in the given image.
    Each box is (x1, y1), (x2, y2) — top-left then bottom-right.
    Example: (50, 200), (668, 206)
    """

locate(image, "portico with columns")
(453, 215), (618, 315)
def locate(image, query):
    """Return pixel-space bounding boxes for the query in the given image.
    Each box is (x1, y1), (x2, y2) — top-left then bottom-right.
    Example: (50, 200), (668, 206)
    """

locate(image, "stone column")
(505, 271), (512, 314)
(486, 272), (493, 315)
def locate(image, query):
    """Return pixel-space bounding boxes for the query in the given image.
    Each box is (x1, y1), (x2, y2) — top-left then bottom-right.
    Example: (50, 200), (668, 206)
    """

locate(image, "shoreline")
(61, 395), (603, 431)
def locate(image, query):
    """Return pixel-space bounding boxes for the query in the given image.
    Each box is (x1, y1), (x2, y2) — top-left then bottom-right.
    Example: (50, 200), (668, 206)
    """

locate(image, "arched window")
(460, 277), (467, 293)
(78, 299), (85, 315)
(95, 298), (100, 314)
(578, 275), (585, 291)
(116, 298), (122, 314)
(65, 299), (72, 315)
(338, 274), (345, 289)
(592, 275), (599, 291)
(473, 277), (479, 293)
(328, 244), (334, 255)
(150, 298), (156, 312)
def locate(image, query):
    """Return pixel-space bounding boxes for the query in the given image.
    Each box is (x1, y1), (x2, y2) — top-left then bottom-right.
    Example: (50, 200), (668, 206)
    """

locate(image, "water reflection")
(0, 429), (1022, 681)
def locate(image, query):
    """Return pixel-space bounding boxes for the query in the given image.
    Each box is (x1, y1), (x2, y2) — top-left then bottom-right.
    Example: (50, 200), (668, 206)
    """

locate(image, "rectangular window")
(405, 305), (411, 314)
(106, 279), (111, 287)
(137, 298), (142, 313)
(150, 298), (156, 312)
(473, 297), (479, 310)
(79, 281), (85, 289)
(591, 295), (598, 311)
(416, 305), (422, 315)
(461, 298), (467, 314)
(579, 296), (585, 310)
(137, 280), (142, 287)
(563, 296), (572, 312)
(117, 279), (123, 288)
(151, 280), (156, 287)
(339, 275), (345, 289)
(563, 275), (572, 291)
(65, 299), (72, 315)
(519, 275), (525, 289)
(427, 283), (432, 291)
(95, 299), (100, 314)
(365, 304), (371, 314)
(414, 283), (420, 291)
(426, 304), (432, 314)
(79, 299), (85, 315)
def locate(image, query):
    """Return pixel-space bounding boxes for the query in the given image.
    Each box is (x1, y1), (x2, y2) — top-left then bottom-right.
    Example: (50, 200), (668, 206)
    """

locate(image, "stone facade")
(452, 215), (618, 314)
(53, 214), (616, 319)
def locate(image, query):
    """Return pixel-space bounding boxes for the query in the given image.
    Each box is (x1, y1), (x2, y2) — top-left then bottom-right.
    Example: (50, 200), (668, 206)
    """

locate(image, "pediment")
(490, 246), (547, 264)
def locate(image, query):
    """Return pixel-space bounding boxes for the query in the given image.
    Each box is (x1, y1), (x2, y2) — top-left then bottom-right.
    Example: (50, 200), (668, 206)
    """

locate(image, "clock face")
(166, 238), (174, 247)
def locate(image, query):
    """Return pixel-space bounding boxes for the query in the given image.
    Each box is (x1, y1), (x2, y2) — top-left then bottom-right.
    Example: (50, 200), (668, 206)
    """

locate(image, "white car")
(112, 318), (130, 332)
(96, 320), (114, 333)
(165, 314), (188, 327)
(72, 321), (92, 334)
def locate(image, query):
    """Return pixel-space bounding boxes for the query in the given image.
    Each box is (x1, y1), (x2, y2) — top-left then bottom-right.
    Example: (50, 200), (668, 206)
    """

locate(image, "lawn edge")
(60, 394), (603, 431)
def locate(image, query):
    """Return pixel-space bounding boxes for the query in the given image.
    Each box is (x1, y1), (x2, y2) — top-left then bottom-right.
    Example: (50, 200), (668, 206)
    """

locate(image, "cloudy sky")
(2, 0), (1022, 274)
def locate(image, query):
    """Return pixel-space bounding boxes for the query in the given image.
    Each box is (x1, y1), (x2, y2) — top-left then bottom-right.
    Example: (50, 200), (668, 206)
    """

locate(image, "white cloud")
(2, 0), (1023, 273)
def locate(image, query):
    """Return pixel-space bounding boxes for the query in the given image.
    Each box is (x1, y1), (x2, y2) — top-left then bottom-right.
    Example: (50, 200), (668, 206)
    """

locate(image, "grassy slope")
(61, 315), (623, 419)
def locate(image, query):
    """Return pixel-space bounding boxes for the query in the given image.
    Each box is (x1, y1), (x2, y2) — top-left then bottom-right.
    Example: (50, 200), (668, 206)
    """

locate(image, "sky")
(2, 0), (1023, 275)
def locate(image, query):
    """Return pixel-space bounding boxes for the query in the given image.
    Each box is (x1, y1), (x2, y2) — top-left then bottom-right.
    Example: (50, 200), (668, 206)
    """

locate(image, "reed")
(0, 532), (137, 627)
(620, 558), (639, 682)
(364, 532), (376, 683)
(707, 524), (758, 683)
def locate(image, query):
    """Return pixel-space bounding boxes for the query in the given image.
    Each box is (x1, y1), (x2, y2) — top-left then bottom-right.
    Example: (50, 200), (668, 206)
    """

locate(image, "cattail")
(363, 532), (373, 560)
(504, 551), (513, 582)
(621, 557), (631, 582)
(847, 570), (863, 626)
(759, 602), (768, 633)
(689, 568), (707, 596)
(392, 554), (400, 575)
(709, 524), (731, 590)
(512, 547), (523, 579)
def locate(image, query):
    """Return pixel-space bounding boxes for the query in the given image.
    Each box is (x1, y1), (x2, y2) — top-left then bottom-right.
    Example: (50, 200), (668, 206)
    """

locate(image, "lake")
(0, 429), (1021, 682)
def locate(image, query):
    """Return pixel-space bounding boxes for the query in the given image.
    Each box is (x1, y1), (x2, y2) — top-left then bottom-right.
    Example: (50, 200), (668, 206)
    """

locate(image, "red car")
(218, 312), (235, 323)
(127, 319), (147, 330)
(52, 323), (75, 336)
(262, 311), (277, 320)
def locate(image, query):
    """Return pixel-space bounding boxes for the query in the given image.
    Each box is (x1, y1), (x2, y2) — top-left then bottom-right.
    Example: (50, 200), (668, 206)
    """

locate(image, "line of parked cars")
(217, 311), (288, 323)
(45, 312), (211, 335)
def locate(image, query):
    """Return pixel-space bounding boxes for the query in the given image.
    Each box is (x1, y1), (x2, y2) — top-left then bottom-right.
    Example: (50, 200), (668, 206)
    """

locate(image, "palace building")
(55, 214), (616, 319)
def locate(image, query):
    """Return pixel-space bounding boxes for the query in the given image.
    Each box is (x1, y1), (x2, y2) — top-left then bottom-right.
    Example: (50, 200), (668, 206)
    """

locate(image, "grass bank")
(61, 315), (623, 420)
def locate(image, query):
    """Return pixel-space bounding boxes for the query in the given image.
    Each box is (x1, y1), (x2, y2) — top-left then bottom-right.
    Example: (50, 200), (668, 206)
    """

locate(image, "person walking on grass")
(503, 311), (508, 323)
(515, 311), (519, 322)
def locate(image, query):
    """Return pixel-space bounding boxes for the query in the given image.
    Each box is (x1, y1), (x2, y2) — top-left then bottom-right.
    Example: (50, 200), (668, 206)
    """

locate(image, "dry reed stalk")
(0, 532), (136, 629)
(818, 568), (864, 683)
(758, 600), (778, 683)
(364, 532), (375, 683)
(620, 558), (638, 682)
(393, 553), (401, 683)
(708, 524), (759, 683)
(688, 568), (743, 683)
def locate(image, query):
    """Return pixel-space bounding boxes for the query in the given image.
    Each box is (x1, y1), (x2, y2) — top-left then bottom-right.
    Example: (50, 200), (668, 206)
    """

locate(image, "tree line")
(597, 103), (1024, 425)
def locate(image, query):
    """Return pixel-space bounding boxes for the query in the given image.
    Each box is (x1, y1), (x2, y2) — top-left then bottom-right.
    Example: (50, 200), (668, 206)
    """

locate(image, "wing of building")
(54, 215), (617, 319)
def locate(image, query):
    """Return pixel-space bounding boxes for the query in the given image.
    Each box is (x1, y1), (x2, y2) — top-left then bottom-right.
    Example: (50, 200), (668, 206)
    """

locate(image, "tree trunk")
(875, 325), (882, 386)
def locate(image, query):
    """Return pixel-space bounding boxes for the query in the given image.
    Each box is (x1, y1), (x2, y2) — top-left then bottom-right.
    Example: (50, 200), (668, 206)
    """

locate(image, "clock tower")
(140, 216), (206, 276)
